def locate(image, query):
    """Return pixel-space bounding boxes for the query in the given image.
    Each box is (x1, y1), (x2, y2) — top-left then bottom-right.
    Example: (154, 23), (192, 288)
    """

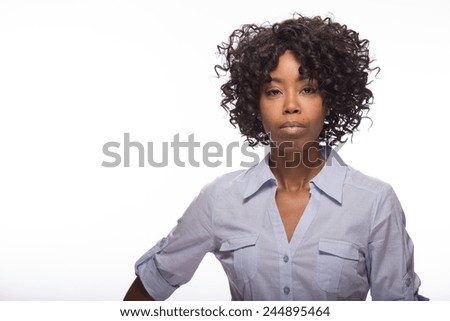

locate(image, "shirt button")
(284, 286), (290, 295)
(405, 278), (411, 287)
(283, 255), (289, 263)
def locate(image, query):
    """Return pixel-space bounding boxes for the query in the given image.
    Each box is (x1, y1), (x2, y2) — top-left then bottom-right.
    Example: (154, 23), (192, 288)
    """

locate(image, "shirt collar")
(242, 153), (276, 199)
(310, 148), (347, 204)
(241, 148), (348, 204)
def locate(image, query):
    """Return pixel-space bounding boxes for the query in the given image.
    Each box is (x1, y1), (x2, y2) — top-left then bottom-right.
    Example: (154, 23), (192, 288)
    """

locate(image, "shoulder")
(177, 168), (250, 225)
(344, 165), (394, 196)
(200, 168), (248, 199)
(343, 165), (402, 221)
(340, 165), (405, 231)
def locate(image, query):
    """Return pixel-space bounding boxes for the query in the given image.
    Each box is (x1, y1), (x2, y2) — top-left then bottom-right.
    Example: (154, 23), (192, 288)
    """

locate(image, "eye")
(301, 86), (318, 95)
(265, 89), (282, 96)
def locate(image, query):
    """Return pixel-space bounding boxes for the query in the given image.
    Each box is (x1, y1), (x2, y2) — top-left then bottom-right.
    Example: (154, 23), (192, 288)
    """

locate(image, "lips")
(280, 121), (306, 129)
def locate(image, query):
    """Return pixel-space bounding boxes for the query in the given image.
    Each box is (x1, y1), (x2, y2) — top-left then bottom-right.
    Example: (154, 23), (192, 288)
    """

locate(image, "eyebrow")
(266, 75), (313, 83)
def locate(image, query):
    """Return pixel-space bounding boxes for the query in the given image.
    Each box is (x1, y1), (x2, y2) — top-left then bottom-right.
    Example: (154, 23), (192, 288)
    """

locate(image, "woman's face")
(259, 50), (326, 151)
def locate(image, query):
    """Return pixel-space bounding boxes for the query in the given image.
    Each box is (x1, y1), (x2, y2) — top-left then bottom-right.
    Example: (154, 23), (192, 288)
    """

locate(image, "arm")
(127, 181), (217, 300)
(368, 185), (426, 300)
(123, 276), (155, 301)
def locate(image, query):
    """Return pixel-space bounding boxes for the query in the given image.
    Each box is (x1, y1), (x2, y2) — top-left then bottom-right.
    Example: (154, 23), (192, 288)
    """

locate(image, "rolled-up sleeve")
(368, 185), (427, 300)
(135, 182), (217, 300)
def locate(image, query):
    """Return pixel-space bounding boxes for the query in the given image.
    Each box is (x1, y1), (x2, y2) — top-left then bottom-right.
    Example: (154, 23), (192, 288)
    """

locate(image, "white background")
(0, 0), (449, 300)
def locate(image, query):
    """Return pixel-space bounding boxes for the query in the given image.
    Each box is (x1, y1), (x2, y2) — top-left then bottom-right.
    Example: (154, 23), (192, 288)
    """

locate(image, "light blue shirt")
(135, 150), (426, 300)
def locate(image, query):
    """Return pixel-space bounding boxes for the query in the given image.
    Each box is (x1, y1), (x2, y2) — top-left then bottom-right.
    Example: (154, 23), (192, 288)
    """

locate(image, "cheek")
(258, 107), (276, 131)
(315, 121), (325, 136)
(309, 107), (327, 136)
(315, 114), (326, 130)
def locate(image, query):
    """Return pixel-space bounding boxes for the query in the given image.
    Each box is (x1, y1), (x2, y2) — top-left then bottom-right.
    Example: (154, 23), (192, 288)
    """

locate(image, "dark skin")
(124, 50), (327, 299)
(124, 276), (154, 300)
(270, 146), (325, 242)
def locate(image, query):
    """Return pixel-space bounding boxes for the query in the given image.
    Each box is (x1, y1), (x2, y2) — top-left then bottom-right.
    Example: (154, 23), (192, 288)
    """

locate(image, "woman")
(124, 15), (426, 300)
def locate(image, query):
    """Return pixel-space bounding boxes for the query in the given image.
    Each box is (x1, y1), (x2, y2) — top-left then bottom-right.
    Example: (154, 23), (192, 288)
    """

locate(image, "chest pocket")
(316, 239), (360, 293)
(219, 235), (259, 282)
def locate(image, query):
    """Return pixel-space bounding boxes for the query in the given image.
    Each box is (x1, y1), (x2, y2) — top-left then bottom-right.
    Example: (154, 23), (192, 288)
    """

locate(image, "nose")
(283, 91), (300, 114)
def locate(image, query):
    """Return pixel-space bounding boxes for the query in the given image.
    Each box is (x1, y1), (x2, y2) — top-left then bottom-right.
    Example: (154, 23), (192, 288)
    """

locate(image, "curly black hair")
(215, 14), (379, 147)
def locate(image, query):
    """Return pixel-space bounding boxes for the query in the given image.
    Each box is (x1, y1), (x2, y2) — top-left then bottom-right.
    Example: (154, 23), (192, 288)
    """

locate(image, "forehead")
(267, 51), (313, 82)
(273, 50), (301, 69)
(269, 50), (311, 79)
(270, 48), (323, 82)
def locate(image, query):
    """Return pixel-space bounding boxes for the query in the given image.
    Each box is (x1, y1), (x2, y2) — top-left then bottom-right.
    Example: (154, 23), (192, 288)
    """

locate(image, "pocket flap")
(219, 234), (259, 251)
(318, 239), (359, 260)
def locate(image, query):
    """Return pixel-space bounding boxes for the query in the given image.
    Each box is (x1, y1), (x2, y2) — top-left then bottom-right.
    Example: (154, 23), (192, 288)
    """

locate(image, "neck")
(269, 143), (325, 192)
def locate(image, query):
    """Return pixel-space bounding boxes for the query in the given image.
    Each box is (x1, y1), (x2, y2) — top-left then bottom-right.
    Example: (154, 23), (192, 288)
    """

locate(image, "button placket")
(280, 253), (293, 298)
(267, 190), (295, 299)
